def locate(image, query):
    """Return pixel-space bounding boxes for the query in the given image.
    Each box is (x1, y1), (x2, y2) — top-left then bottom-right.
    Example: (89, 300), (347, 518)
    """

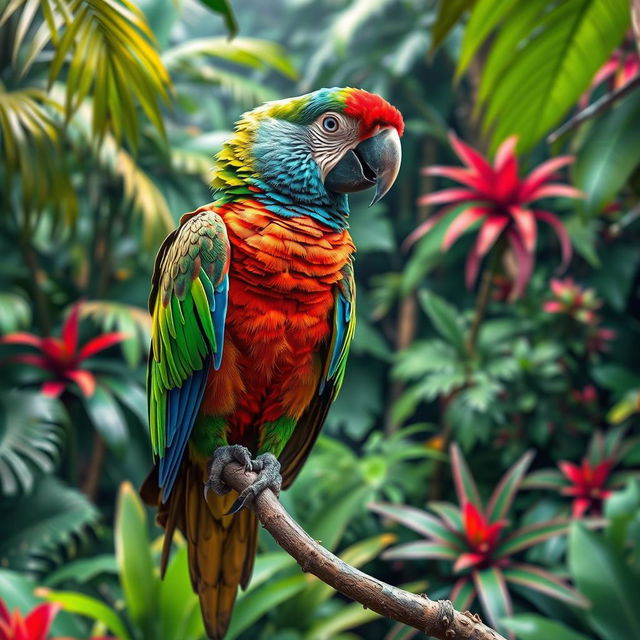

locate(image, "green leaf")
(473, 567), (512, 631)
(383, 540), (459, 560)
(486, 450), (535, 522)
(369, 502), (462, 545)
(503, 614), (592, 640)
(115, 481), (158, 636)
(159, 543), (203, 640)
(496, 519), (572, 557)
(196, 0), (238, 36)
(450, 443), (481, 507)
(228, 575), (307, 640)
(38, 588), (132, 640)
(417, 290), (466, 352)
(521, 469), (566, 490)
(569, 523), (640, 639)
(82, 384), (128, 455)
(44, 555), (117, 587)
(431, 0), (477, 51)
(0, 390), (67, 496)
(574, 89), (640, 215)
(0, 478), (100, 573)
(503, 563), (588, 608)
(0, 292), (31, 332)
(469, 0), (630, 151)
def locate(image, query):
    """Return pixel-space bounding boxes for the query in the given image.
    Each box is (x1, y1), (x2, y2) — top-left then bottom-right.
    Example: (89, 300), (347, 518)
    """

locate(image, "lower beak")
(325, 128), (401, 205)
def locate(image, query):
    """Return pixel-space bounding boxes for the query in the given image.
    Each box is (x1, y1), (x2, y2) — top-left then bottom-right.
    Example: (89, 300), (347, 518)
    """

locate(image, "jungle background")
(1, 0), (640, 638)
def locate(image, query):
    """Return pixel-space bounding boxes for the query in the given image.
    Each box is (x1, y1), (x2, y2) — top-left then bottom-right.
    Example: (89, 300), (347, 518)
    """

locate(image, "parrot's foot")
(204, 447), (282, 515)
(204, 444), (253, 497)
(226, 452), (282, 515)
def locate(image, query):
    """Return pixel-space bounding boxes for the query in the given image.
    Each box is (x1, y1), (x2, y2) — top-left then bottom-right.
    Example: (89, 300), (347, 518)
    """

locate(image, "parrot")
(141, 87), (403, 639)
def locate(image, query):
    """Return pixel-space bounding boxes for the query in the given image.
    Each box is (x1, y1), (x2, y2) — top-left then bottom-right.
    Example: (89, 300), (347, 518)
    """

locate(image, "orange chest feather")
(220, 201), (355, 361)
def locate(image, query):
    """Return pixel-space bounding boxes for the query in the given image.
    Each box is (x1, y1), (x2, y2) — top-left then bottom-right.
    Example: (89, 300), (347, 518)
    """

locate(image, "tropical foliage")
(0, 0), (639, 638)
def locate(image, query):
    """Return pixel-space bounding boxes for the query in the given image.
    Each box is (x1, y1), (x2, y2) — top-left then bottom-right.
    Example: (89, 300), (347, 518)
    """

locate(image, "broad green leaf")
(82, 384), (129, 455)
(486, 450), (534, 522)
(451, 577), (475, 611)
(369, 502), (462, 545)
(569, 523), (640, 639)
(228, 575), (307, 640)
(503, 563), (588, 608)
(159, 543), (203, 640)
(418, 290), (466, 352)
(473, 567), (512, 632)
(114, 482), (158, 636)
(450, 443), (481, 507)
(431, 0), (477, 51)
(473, 0), (630, 152)
(429, 502), (463, 531)
(458, 0), (521, 73)
(503, 614), (592, 640)
(196, 0), (238, 36)
(44, 555), (117, 587)
(37, 588), (132, 640)
(574, 89), (640, 215)
(242, 552), (297, 594)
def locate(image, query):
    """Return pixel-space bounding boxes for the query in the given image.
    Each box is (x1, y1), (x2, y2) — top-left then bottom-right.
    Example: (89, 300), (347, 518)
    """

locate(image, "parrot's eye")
(322, 116), (339, 132)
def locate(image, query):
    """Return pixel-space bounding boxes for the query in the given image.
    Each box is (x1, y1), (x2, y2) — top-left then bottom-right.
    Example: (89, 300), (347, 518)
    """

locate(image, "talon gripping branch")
(141, 88), (403, 639)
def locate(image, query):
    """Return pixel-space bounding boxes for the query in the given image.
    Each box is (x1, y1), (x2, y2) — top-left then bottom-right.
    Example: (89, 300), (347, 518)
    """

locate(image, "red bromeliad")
(408, 133), (581, 298)
(559, 458), (614, 518)
(0, 600), (113, 640)
(371, 445), (586, 634)
(525, 428), (639, 518)
(0, 302), (127, 398)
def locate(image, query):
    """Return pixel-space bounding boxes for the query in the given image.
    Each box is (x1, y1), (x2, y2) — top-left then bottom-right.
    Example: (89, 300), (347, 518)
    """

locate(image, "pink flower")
(409, 133), (581, 298)
(544, 278), (601, 324)
(0, 302), (127, 398)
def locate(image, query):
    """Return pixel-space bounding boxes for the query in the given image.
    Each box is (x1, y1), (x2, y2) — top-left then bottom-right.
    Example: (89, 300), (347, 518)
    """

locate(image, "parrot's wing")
(147, 205), (230, 500)
(279, 260), (356, 489)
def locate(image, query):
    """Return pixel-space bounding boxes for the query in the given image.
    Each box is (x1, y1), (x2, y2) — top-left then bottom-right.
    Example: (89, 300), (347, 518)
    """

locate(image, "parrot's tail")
(141, 457), (258, 640)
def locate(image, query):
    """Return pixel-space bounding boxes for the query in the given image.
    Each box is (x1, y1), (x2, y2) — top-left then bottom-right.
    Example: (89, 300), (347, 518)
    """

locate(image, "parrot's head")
(213, 87), (404, 226)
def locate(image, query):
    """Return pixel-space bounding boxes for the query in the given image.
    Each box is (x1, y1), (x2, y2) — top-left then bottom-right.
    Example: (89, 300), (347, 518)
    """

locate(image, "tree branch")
(547, 75), (640, 144)
(221, 462), (507, 640)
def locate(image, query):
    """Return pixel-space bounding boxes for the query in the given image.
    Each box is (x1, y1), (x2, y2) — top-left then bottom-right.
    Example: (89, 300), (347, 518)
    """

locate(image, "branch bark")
(221, 462), (506, 640)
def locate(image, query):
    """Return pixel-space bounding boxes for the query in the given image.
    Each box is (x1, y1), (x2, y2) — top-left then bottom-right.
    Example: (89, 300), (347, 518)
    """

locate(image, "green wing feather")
(148, 207), (230, 460)
(279, 260), (356, 488)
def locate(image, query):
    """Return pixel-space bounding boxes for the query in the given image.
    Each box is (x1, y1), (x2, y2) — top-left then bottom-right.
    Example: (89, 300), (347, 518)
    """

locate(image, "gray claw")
(226, 453), (282, 515)
(204, 444), (253, 498)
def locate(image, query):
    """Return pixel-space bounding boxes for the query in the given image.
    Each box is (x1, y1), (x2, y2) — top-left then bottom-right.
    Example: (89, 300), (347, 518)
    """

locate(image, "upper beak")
(325, 128), (401, 206)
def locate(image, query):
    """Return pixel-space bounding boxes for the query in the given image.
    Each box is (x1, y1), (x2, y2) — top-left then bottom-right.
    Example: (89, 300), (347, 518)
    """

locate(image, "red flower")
(580, 42), (640, 107)
(559, 458), (614, 518)
(409, 133), (582, 298)
(0, 302), (127, 398)
(455, 502), (508, 572)
(587, 326), (616, 355)
(0, 599), (114, 640)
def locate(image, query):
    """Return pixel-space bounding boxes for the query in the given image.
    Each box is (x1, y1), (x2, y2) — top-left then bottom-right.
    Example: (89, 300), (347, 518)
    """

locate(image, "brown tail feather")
(140, 459), (258, 640)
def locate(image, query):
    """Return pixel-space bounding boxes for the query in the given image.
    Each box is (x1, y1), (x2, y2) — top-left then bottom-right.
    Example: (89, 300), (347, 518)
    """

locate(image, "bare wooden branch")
(222, 462), (507, 640)
(547, 75), (640, 144)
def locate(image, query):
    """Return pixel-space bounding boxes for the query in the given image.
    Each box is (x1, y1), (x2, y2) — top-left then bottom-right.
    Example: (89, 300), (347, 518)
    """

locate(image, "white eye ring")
(322, 115), (339, 132)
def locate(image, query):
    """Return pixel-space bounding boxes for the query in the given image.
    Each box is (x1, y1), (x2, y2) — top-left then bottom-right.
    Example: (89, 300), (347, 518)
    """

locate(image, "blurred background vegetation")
(0, 0), (639, 638)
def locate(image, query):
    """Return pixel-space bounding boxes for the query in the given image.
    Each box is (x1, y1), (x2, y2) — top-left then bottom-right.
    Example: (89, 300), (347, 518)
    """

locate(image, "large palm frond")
(1, 0), (171, 149)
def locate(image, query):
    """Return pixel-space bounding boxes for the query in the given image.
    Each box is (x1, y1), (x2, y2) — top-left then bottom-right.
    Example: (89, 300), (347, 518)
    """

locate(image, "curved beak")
(325, 128), (401, 206)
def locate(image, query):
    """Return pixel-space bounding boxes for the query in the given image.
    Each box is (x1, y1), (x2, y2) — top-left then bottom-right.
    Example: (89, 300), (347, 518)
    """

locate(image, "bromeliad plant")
(371, 444), (587, 634)
(0, 302), (127, 398)
(524, 427), (639, 517)
(408, 133), (581, 298)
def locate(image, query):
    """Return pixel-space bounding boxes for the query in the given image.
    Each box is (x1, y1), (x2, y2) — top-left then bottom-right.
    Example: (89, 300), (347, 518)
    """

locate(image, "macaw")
(141, 87), (403, 639)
